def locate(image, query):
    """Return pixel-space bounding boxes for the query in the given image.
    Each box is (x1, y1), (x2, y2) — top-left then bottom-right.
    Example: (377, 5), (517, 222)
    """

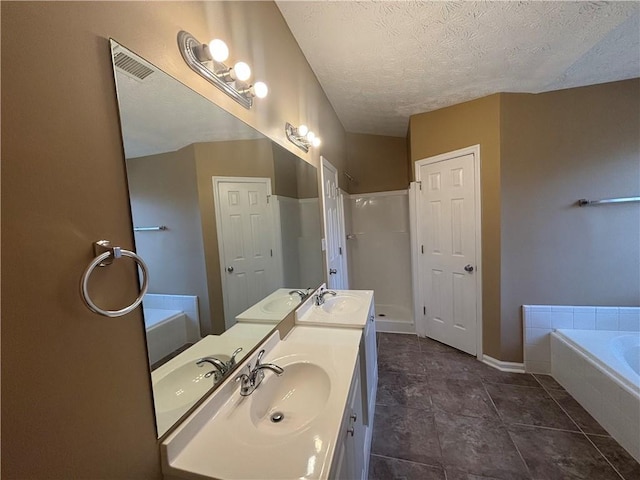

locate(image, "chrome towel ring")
(80, 240), (149, 317)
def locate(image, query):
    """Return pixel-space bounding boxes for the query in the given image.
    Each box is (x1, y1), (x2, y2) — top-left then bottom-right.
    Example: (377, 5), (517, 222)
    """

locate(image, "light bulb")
(306, 131), (316, 143)
(312, 137), (321, 148)
(208, 39), (229, 62)
(232, 61), (251, 82)
(297, 125), (309, 137)
(252, 81), (268, 99)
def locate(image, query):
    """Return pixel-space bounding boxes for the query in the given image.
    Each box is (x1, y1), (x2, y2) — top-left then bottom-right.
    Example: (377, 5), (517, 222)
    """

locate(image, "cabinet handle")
(347, 427), (354, 437)
(350, 413), (357, 422)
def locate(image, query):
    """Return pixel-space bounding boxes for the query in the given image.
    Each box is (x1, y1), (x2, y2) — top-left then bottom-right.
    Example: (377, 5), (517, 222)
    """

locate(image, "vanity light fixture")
(177, 30), (268, 109)
(285, 123), (321, 152)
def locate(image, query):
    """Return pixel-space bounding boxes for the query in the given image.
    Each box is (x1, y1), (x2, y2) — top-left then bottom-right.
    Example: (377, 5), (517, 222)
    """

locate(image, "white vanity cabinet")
(360, 300), (378, 429)
(328, 294), (377, 480)
(330, 356), (366, 480)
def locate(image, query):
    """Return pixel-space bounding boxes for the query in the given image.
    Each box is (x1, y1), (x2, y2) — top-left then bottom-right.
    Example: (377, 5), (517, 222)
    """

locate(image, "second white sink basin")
(260, 294), (300, 314)
(319, 293), (365, 315)
(250, 361), (331, 435)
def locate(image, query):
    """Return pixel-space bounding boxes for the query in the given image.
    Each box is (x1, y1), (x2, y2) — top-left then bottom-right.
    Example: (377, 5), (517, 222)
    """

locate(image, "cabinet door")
(331, 439), (352, 480)
(351, 372), (366, 480)
(365, 303), (378, 397)
(331, 357), (364, 480)
(361, 302), (378, 427)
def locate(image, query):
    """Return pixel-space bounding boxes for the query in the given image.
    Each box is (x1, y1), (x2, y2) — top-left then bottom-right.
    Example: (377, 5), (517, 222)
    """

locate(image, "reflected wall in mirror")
(110, 41), (324, 437)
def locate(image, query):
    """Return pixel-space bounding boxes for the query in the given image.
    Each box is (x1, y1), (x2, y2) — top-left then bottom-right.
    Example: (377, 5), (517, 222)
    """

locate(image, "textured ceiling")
(277, 1), (640, 137)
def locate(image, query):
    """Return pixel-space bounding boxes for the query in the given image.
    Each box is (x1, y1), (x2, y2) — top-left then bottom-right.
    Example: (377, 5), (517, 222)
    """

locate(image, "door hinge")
(266, 195), (270, 204)
(270, 249), (273, 257)
(339, 246), (342, 255)
(417, 181), (422, 191)
(421, 245), (424, 254)
(423, 306), (426, 315)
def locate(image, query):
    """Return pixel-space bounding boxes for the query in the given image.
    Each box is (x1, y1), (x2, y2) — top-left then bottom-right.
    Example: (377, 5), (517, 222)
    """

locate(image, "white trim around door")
(414, 144), (483, 360)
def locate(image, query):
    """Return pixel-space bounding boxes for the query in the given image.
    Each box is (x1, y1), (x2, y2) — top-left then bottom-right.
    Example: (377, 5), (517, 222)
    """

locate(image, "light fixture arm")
(177, 30), (253, 109)
(285, 122), (310, 152)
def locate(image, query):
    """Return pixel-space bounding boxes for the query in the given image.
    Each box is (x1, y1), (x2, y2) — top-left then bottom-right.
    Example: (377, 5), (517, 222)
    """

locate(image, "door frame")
(413, 144), (483, 360)
(337, 188), (350, 289)
(212, 176), (277, 330)
(320, 156), (348, 288)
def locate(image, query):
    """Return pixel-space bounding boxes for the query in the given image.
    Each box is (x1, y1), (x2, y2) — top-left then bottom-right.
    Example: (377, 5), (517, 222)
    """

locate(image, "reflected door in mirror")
(214, 177), (280, 329)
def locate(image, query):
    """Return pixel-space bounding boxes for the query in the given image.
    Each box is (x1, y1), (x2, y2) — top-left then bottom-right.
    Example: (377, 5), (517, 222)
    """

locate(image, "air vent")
(113, 51), (154, 81)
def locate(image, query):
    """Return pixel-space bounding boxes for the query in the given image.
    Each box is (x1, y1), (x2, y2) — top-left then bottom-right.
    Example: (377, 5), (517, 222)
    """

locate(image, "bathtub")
(551, 329), (640, 462)
(144, 308), (189, 365)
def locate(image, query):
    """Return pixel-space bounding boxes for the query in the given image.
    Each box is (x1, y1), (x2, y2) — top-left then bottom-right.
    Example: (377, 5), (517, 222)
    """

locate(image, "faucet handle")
(227, 347), (243, 369)
(255, 349), (266, 366)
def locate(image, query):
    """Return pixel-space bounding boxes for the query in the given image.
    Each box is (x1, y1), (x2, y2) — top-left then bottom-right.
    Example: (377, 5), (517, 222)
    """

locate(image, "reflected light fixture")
(285, 123), (321, 152)
(177, 31), (268, 109)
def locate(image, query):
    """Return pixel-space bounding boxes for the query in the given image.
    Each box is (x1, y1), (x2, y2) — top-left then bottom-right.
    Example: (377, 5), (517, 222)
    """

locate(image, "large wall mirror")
(110, 40), (324, 437)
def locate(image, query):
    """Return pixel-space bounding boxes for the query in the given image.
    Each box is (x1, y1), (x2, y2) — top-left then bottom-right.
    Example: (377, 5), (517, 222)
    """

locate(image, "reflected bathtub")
(144, 308), (188, 365)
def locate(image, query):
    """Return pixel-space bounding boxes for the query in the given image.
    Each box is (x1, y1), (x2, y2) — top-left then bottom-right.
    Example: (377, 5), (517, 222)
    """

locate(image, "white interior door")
(213, 177), (277, 329)
(415, 146), (481, 356)
(320, 157), (346, 289)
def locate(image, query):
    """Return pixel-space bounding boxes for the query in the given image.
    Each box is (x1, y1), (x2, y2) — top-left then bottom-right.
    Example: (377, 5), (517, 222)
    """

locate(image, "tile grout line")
(369, 452), (444, 470)
(533, 374), (626, 480)
(583, 436), (627, 480)
(482, 381), (534, 480)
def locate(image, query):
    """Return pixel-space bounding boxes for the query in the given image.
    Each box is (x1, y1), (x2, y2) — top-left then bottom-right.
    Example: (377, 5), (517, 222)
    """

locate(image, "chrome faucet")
(314, 289), (337, 306)
(196, 347), (243, 381)
(235, 349), (283, 396)
(196, 356), (228, 380)
(289, 289), (309, 300)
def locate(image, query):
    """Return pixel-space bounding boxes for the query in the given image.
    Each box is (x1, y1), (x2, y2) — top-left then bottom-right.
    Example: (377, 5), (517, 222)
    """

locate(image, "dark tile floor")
(369, 333), (640, 480)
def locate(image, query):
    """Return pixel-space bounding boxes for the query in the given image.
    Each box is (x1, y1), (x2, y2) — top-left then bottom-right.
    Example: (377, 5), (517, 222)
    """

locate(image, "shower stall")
(346, 190), (415, 333)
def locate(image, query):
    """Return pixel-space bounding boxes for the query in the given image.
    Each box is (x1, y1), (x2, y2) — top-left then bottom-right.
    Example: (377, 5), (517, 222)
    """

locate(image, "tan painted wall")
(1, 2), (346, 477)
(127, 145), (211, 336)
(409, 81), (640, 363)
(409, 95), (502, 359)
(193, 139), (275, 334)
(500, 80), (640, 361)
(346, 132), (409, 194)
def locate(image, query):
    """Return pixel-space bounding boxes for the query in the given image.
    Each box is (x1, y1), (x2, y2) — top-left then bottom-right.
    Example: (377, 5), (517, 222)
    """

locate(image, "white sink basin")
(236, 288), (306, 323)
(260, 294), (300, 314)
(161, 328), (364, 480)
(295, 289), (373, 328)
(319, 293), (365, 315)
(250, 362), (331, 435)
(154, 355), (230, 413)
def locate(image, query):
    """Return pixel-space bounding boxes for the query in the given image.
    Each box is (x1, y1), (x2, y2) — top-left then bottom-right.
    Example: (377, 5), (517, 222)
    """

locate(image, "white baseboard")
(482, 354), (526, 373)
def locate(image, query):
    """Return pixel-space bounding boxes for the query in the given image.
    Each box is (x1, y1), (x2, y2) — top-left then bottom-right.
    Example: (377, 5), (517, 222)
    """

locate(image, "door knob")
(464, 264), (474, 273)
(227, 266), (234, 273)
(329, 268), (337, 275)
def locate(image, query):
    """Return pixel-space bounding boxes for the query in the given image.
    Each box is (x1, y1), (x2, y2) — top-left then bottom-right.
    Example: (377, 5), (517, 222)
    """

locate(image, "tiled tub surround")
(551, 330), (640, 463)
(523, 305), (640, 374)
(371, 333), (640, 480)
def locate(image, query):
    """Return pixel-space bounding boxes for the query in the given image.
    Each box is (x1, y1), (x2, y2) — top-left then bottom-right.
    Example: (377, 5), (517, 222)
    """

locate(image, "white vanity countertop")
(295, 289), (374, 328)
(235, 288), (305, 323)
(161, 325), (362, 480)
